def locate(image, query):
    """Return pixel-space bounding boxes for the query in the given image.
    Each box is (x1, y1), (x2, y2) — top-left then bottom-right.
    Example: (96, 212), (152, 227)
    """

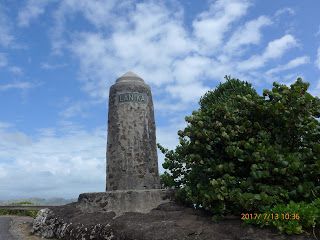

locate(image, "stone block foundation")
(77, 189), (175, 216)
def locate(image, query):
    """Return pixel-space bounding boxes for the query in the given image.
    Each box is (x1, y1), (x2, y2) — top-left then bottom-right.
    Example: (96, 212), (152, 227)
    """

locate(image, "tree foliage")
(159, 76), (320, 215)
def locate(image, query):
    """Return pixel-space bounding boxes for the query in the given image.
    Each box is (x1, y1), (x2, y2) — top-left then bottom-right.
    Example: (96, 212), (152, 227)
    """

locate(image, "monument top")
(116, 71), (144, 83)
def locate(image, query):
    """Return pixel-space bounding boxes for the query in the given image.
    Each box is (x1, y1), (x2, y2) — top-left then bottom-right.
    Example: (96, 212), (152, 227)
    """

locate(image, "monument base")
(77, 189), (175, 216)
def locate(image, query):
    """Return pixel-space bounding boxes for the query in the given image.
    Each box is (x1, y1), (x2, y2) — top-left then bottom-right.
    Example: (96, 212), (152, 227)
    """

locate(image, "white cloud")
(0, 122), (106, 199)
(9, 66), (23, 75)
(51, 0), (267, 104)
(40, 0), (316, 107)
(278, 73), (302, 86)
(0, 7), (13, 47)
(309, 78), (320, 97)
(192, 0), (250, 54)
(48, 1), (306, 104)
(154, 100), (191, 113)
(224, 16), (272, 54)
(0, 166), (6, 178)
(0, 118), (187, 198)
(166, 81), (210, 103)
(316, 25), (320, 37)
(266, 56), (310, 75)
(173, 55), (212, 84)
(50, 0), (120, 54)
(0, 53), (7, 67)
(41, 62), (67, 70)
(61, 0), (119, 28)
(59, 100), (101, 119)
(18, 0), (52, 27)
(60, 102), (87, 119)
(0, 82), (33, 91)
(60, 1), (221, 104)
(70, 33), (116, 99)
(156, 118), (187, 173)
(238, 34), (298, 70)
(275, 7), (295, 17)
(68, 2), (195, 99)
(316, 47), (320, 70)
(263, 34), (297, 59)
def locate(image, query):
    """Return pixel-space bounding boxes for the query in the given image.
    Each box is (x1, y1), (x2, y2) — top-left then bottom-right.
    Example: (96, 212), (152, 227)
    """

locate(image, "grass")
(0, 208), (38, 218)
(8, 201), (34, 205)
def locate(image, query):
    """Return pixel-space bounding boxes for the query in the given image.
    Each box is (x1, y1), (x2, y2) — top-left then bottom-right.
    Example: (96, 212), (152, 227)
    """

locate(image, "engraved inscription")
(118, 92), (147, 103)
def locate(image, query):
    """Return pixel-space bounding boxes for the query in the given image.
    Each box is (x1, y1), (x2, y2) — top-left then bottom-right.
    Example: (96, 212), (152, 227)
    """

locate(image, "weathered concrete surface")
(77, 189), (174, 216)
(106, 71), (160, 191)
(9, 216), (47, 240)
(0, 216), (14, 240)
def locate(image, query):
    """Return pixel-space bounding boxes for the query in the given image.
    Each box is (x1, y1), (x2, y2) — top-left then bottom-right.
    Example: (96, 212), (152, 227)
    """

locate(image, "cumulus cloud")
(316, 47), (320, 70)
(264, 35), (298, 59)
(156, 118), (187, 172)
(0, 53), (7, 67)
(0, 82), (33, 91)
(238, 34), (298, 70)
(70, 33), (117, 99)
(59, 100), (101, 119)
(0, 118), (185, 198)
(41, 62), (67, 70)
(192, 0), (250, 54)
(275, 7), (295, 17)
(56, 1), (249, 103)
(42, 0), (308, 106)
(0, 7), (13, 47)
(50, 0), (121, 54)
(18, 0), (52, 27)
(309, 78), (320, 97)
(173, 55), (212, 84)
(266, 56), (310, 75)
(60, 102), (89, 119)
(154, 100), (190, 113)
(0, 122), (106, 199)
(224, 16), (272, 54)
(9, 66), (23, 75)
(68, 2), (194, 100)
(166, 81), (210, 103)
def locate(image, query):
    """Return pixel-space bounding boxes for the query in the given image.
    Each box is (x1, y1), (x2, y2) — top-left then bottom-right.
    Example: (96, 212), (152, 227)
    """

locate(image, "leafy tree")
(159, 77), (320, 215)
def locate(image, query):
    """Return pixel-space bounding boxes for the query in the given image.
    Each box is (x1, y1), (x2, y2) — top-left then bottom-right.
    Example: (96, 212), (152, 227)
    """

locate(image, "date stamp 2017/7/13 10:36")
(241, 213), (300, 221)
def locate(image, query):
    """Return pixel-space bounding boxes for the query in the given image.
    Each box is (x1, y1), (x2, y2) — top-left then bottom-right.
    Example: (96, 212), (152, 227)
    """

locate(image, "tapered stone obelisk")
(106, 71), (160, 191)
(77, 72), (172, 216)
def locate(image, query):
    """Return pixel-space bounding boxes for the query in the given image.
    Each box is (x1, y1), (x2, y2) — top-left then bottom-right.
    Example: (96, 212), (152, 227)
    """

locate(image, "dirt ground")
(46, 202), (319, 240)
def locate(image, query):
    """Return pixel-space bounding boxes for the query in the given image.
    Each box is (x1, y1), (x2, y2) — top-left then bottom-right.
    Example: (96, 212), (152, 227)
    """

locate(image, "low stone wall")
(31, 208), (115, 239)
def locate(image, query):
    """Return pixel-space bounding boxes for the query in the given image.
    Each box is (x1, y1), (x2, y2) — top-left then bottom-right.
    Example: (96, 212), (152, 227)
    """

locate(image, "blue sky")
(0, 0), (320, 200)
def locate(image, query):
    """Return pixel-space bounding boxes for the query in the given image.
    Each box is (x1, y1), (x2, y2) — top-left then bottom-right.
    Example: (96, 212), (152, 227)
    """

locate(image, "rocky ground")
(8, 216), (57, 240)
(31, 202), (319, 240)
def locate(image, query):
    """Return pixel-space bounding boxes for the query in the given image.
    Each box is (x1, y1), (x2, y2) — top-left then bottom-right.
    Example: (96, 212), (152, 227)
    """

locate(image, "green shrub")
(159, 77), (320, 216)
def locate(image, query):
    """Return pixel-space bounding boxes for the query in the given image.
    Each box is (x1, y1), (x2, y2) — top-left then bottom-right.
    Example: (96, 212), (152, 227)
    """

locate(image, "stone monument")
(106, 71), (160, 191)
(77, 72), (172, 216)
